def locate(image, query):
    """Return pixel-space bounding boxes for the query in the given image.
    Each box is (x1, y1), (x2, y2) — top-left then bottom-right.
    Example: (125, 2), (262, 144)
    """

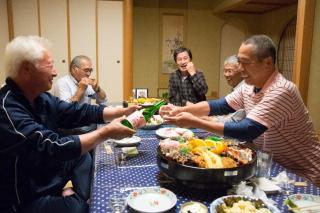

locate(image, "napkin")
(271, 171), (295, 188)
(254, 177), (281, 194)
(232, 181), (276, 206)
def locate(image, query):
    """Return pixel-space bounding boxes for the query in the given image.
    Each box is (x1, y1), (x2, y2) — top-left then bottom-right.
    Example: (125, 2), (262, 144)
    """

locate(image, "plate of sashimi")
(155, 127), (194, 140)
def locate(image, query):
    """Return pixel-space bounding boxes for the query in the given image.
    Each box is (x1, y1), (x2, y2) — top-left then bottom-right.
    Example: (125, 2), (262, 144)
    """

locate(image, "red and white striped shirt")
(226, 71), (320, 186)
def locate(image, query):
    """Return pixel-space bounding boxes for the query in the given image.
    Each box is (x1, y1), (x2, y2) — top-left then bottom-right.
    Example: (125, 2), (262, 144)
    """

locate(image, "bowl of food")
(140, 115), (164, 130)
(156, 137), (256, 188)
(210, 195), (280, 213)
(180, 201), (208, 213)
(129, 97), (161, 107)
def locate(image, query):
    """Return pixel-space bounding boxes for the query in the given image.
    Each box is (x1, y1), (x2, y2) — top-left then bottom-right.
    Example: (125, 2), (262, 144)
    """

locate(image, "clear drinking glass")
(108, 190), (127, 213)
(104, 140), (116, 166)
(256, 149), (273, 178)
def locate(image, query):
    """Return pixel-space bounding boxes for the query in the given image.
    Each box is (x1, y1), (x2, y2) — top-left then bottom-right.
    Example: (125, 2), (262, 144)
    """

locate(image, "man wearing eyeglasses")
(160, 35), (320, 186)
(213, 55), (246, 123)
(54, 55), (107, 105)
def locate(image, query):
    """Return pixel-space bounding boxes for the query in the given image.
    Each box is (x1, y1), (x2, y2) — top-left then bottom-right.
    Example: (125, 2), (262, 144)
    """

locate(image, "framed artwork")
(162, 14), (184, 73)
(157, 88), (169, 99)
(136, 88), (148, 99)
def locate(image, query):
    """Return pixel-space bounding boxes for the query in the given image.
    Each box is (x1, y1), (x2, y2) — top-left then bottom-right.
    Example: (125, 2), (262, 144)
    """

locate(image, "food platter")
(155, 127), (194, 139)
(127, 187), (177, 213)
(157, 140), (257, 188)
(210, 195), (281, 213)
(140, 115), (164, 130)
(286, 194), (320, 212)
(113, 136), (141, 147)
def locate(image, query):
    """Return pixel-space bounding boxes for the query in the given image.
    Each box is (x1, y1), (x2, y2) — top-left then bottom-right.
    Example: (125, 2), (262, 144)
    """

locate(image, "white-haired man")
(214, 55), (246, 123)
(0, 36), (138, 213)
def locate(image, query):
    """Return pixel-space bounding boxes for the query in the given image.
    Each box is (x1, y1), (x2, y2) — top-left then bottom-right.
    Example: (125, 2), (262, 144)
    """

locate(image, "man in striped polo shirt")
(161, 35), (320, 186)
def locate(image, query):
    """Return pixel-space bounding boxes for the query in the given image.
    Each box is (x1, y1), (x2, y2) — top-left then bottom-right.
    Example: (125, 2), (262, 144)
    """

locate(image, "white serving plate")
(140, 124), (163, 130)
(140, 103), (153, 107)
(287, 194), (320, 212)
(127, 187), (177, 213)
(141, 115), (164, 130)
(113, 136), (141, 147)
(210, 195), (281, 213)
(155, 127), (194, 139)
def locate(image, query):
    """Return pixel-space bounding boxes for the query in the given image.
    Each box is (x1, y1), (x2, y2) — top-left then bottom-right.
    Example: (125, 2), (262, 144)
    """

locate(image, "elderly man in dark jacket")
(0, 36), (138, 213)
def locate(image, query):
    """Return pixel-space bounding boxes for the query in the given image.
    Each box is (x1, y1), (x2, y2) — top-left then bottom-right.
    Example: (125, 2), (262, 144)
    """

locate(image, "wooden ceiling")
(214, 0), (298, 14)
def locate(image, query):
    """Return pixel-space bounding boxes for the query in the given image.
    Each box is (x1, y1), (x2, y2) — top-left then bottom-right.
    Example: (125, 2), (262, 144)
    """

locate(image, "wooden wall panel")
(12, 0), (39, 36)
(39, 0), (69, 79)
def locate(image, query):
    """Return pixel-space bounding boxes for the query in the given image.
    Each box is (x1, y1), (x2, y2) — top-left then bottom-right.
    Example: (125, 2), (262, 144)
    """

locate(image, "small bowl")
(180, 201), (208, 213)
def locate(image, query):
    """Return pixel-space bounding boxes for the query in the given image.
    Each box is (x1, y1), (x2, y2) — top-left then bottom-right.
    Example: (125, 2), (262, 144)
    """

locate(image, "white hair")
(4, 35), (52, 78)
(224, 55), (238, 66)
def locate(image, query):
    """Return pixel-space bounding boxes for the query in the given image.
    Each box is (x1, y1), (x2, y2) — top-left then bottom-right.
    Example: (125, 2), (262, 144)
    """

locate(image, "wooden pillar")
(293, 0), (316, 104)
(7, 0), (14, 40)
(123, 0), (133, 100)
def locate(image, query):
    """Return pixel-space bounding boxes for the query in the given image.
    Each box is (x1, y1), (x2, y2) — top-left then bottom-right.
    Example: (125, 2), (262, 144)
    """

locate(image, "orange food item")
(204, 139), (215, 147)
(210, 142), (227, 155)
(188, 138), (206, 148)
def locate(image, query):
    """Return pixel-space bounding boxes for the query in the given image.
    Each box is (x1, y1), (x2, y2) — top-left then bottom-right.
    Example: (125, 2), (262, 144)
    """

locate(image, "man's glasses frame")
(76, 66), (94, 74)
(237, 57), (256, 66)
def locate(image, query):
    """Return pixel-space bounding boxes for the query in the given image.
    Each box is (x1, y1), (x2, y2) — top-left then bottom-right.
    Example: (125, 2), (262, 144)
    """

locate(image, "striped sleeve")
(225, 84), (246, 111)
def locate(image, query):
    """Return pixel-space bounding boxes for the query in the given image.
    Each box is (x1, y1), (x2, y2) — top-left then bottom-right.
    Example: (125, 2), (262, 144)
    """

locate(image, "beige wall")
(39, 0), (69, 80)
(308, 1), (320, 131)
(259, 5), (297, 48)
(12, 0), (39, 36)
(134, 1), (160, 97)
(186, 8), (222, 99)
(69, 0), (96, 72)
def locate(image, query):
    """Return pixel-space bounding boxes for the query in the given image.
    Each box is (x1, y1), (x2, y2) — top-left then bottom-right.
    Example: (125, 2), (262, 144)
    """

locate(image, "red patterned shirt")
(226, 71), (320, 186)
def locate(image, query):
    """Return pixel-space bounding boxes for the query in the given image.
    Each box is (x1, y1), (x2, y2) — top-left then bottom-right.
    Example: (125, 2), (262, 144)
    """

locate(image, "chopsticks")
(290, 204), (320, 212)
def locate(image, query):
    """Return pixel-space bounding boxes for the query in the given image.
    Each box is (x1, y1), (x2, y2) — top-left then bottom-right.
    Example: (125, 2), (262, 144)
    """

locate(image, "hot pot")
(156, 145), (257, 189)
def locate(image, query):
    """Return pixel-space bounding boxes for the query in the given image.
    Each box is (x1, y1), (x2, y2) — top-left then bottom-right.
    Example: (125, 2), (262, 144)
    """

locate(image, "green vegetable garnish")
(180, 147), (190, 155)
(206, 136), (223, 142)
(284, 198), (298, 208)
(174, 136), (186, 143)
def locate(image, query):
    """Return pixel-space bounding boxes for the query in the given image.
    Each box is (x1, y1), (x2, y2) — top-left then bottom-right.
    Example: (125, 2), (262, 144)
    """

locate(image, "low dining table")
(89, 126), (320, 213)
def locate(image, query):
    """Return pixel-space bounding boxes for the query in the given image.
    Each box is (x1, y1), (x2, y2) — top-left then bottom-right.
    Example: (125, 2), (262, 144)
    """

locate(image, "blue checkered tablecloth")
(89, 127), (320, 213)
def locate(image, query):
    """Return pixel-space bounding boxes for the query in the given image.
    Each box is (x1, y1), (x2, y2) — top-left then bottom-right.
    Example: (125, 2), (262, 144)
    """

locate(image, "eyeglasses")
(77, 66), (94, 74)
(237, 57), (255, 66)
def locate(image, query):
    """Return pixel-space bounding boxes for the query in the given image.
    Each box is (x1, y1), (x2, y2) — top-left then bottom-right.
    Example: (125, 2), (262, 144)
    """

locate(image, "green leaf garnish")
(180, 147), (190, 155)
(284, 198), (298, 208)
(206, 136), (223, 142)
